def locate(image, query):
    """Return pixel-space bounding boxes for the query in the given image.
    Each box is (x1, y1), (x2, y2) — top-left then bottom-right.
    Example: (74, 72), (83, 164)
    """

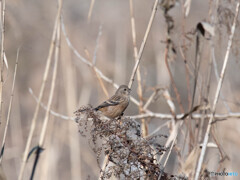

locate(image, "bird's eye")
(124, 88), (126, 91)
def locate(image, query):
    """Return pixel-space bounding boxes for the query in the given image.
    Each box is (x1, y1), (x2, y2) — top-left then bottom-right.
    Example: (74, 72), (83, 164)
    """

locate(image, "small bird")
(94, 85), (131, 119)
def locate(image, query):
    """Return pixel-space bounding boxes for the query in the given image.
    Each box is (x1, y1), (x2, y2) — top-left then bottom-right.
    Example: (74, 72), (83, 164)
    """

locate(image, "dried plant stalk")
(128, 0), (160, 89)
(194, 2), (240, 180)
(0, 49), (20, 163)
(129, 0), (148, 137)
(0, 0), (5, 120)
(30, 6), (62, 179)
(18, 1), (62, 179)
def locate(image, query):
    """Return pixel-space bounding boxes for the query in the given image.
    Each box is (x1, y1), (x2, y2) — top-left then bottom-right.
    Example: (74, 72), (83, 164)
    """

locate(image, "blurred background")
(0, 0), (240, 179)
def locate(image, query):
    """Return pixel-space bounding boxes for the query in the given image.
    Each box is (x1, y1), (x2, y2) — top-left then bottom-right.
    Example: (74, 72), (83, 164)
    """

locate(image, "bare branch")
(29, 88), (74, 121)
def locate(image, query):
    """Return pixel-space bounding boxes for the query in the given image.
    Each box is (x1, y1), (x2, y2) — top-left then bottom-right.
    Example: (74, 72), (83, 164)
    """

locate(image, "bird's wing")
(94, 95), (124, 110)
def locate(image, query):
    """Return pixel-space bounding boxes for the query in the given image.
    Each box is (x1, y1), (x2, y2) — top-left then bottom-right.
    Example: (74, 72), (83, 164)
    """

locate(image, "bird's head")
(116, 85), (131, 96)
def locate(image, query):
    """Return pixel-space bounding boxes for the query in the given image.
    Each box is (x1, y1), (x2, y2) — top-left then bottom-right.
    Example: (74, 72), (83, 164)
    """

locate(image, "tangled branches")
(74, 106), (187, 180)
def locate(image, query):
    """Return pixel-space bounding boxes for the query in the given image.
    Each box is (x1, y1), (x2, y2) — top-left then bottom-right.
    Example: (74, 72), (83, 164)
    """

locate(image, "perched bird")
(94, 85), (131, 119)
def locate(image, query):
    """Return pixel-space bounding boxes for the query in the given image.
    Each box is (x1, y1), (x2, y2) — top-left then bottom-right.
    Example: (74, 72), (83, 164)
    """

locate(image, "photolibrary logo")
(209, 171), (238, 177)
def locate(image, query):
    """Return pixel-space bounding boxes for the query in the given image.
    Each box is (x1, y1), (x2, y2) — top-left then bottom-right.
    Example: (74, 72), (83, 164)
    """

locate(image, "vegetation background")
(0, 0), (240, 179)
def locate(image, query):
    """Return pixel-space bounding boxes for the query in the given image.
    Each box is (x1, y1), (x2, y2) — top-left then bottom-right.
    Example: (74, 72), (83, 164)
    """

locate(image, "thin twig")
(0, 0), (6, 124)
(29, 88), (74, 121)
(145, 121), (170, 139)
(87, 0), (95, 23)
(191, 27), (203, 111)
(0, 48), (20, 163)
(194, 3), (239, 180)
(212, 49), (231, 112)
(86, 25), (109, 98)
(143, 88), (163, 110)
(211, 128), (229, 161)
(129, 112), (240, 120)
(92, 25), (102, 65)
(128, 0), (160, 89)
(158, 129), (177, 180)
(180, 0), (191, 111)
(164, 42), (185, 113)
(158, 121), (182, 180)
(163, 90), (176, 117)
